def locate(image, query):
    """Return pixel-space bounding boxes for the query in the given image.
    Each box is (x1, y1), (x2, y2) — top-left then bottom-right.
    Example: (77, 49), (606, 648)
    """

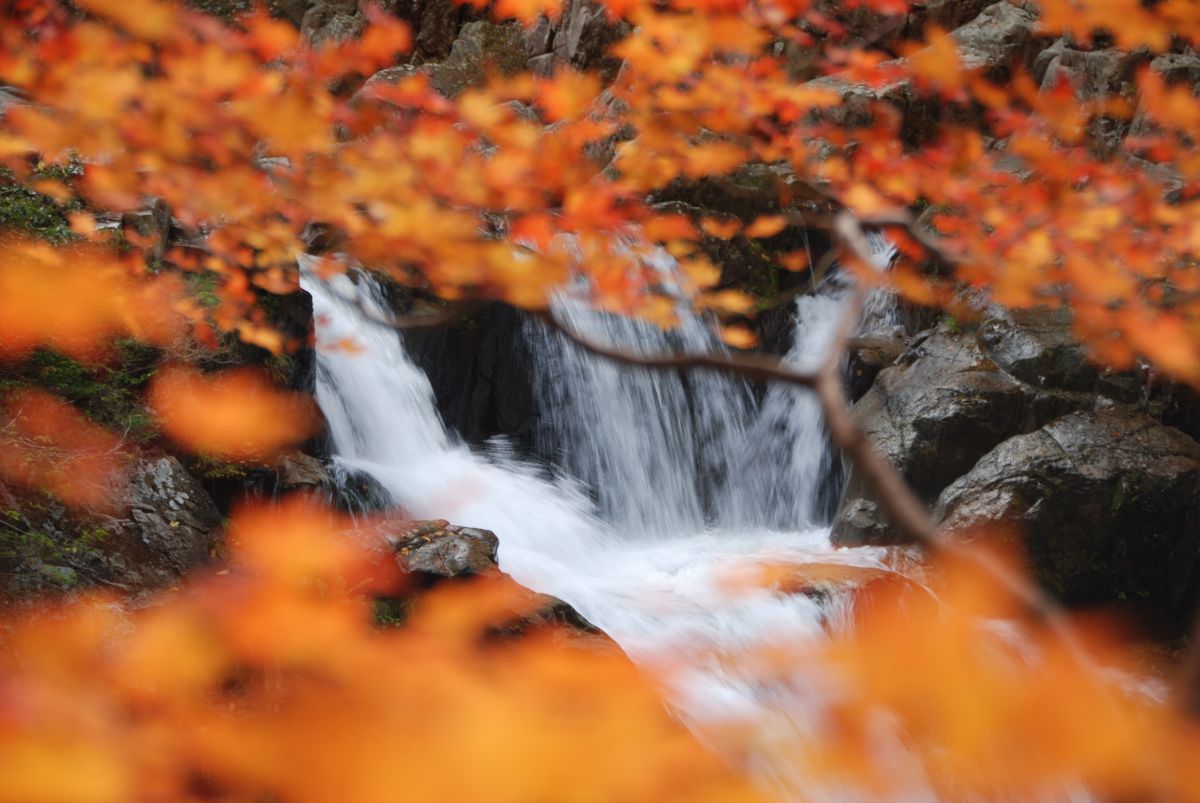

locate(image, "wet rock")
(934, 409), (1200, 631)
(382, 519), (500, 577)
(373, 517), (613, 647)
(279, 451), (332, 490)
(978, 305), (1098, 391)
(407, 301), (540, 452)
(831, 325), (1092, 545)
(491, 591), (605, 636)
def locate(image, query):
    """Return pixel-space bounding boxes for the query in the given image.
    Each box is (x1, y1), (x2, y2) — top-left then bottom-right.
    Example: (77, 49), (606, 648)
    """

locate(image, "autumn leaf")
(0, 388), (128, 511)
(0, 240), (183, 360)
(74, 0), (176, 41)
(148, 365), (319, 462)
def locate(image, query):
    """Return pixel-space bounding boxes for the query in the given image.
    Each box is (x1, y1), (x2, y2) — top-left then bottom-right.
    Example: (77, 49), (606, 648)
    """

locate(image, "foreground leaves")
(0, 500), (765, 803)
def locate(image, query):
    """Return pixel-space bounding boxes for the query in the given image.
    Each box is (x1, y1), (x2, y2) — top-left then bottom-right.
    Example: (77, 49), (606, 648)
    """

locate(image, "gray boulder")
(806, 2), (1042, 138)
(429, 21), (529, 98)
(3, 456), (222, 594)
(934, 409), (1200, 628)
(382, 518), (500, 577)
(90, 456), (223, 588)
(300, 0), (365, 45)
(831, 324), (1091, 545)
(978, 305), (1098, 391)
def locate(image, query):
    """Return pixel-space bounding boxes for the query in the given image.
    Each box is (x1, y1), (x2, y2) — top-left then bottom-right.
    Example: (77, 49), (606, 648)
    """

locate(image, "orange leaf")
(745, 215), (789, 239)
(148, 365), (319, 462)
(0, 389), (128, 511)
(74, 0), (176, 41)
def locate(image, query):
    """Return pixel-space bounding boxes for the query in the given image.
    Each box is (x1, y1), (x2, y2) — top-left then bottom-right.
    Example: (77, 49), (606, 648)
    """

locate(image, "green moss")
(373, 597), (413, 628)
(2, 345), (162, 443)
(185, 271), (222, 310)
(0, 181), (76, 243)
(192, 455), (249, 480)
(263, 353), (294, 384)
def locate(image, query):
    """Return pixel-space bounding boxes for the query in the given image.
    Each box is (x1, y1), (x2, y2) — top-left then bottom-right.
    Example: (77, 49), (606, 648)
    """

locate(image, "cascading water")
(302, 247), (909, 800)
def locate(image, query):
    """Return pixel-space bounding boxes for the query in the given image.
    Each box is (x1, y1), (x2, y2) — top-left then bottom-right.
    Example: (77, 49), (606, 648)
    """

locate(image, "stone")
(806, 2), (1041, 140)
(279, 452), (332, 490)
(978, 305), (1098, 391)
(383, 519), (500, 577)
(831, 324), (1092, 545)
(428, 21), (529, 98)
(3, 456), (222, 595)
(934, 409), (1200, 630)
(300, 0), (364, 46)
(1149, 52), (1200, 88)
(93, 457), (223, 588)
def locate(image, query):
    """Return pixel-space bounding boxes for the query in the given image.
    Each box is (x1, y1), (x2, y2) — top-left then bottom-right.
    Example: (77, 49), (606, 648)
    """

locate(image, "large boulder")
(978, 305), (1099, 392)
(934, 409), (1200, 630)
(831, 323), (1091, 545)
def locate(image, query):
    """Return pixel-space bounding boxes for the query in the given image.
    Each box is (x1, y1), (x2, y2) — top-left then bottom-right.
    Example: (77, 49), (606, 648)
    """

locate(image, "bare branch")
(534, 311), (819, 389)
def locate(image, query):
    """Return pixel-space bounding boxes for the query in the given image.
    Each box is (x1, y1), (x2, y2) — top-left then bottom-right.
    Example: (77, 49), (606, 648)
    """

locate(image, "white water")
(303, 249), (909, 799)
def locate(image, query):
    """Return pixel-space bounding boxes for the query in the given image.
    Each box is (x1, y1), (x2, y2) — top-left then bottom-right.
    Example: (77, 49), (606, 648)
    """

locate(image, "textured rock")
(93, 457), (222, 588)
(374, 517), (611, 646)
(978, 305), (1098, 391)
(300, 0), (365, 45)
(831, 325), (1092, 545)
(279, 452), (332, 490)
(934, 409), (1200, 629)
(382, 519), (500, 577)
(407, 302), (540, 451)
(428, 21), (529, 97)
(1033, 41), (1147, 156)
(806, 3), (1041, 141)
(3, 456), (222, 595)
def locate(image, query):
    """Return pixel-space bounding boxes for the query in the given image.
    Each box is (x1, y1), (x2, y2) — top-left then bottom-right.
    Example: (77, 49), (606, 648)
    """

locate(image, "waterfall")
(302, 247), (903, 800)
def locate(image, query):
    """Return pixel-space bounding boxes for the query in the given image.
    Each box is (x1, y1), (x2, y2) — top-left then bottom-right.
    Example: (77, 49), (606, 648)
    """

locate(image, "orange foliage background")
(2, 0), (1200, 800)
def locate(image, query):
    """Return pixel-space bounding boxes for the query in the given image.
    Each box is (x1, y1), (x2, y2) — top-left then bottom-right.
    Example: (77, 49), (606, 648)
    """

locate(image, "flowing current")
(303, 247), (913, 799)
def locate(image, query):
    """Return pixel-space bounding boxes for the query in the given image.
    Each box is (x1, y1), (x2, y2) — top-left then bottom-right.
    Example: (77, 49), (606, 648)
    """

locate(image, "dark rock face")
(407, 302), (540, 452)
(934, 409), (1200, 631)
(831, 324), (1091, 545)
(978, 305), (1098, 392)
(427, 20), (530, 97)
(4, 456), (222, 595)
